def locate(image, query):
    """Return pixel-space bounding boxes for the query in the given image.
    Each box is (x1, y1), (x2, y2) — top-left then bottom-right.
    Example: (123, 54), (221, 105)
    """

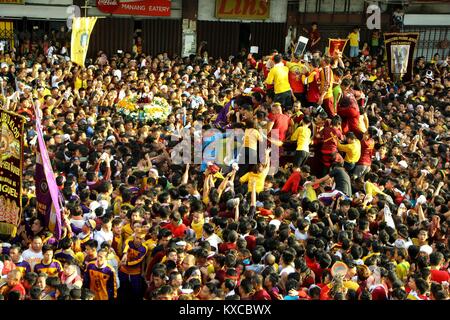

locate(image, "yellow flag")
(71, 17), (97, 66)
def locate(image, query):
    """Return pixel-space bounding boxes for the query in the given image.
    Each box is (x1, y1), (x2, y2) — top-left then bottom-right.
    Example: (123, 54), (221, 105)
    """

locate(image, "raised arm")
(261, 148), (272, 176)
(202, 172), (211, 202)
(218, 168), (237, 199)
(314, 174), (331, 186)
(417, 202), (426, 223)
(181, 163), (190, 185)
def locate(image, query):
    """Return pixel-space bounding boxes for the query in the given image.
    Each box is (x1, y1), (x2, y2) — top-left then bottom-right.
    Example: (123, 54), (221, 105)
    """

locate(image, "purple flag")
(35, 111), (62, 240)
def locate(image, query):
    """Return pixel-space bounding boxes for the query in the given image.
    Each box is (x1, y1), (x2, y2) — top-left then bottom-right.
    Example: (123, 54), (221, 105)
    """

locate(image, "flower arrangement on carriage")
(116, 94), (171, 124)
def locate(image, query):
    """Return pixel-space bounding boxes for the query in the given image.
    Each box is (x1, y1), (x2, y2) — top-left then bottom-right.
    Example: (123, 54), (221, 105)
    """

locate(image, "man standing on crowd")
(304, 22), (321, 52)
(265, 54), (292, 108)
(348, 26), (360, 60)
(287, 53), (308, 106)
(319, 56), (335, 117)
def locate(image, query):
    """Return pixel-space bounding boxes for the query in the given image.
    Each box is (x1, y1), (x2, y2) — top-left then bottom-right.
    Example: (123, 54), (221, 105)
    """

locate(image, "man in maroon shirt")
(267, 103), (293, 143)
(252, 274), (271, 300)
(264, 273), (283, 300)
(218, 230), (238, 254)
(353, 127), (376, 180)
(303, 22), (321, 52)
(319, 115), (343, 176)
(337, 79), (361, 136)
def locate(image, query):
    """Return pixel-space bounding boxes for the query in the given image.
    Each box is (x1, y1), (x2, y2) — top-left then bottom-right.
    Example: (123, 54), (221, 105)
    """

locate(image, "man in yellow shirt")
(394, 247), (410, 283)
(337, 132), (361, 173)
(348, 26), (360, 58)
(239, 148), (271, 194)
(34, 86), (51, 104)
(290, 115), (312, 167)
(265, 54), (292, 108)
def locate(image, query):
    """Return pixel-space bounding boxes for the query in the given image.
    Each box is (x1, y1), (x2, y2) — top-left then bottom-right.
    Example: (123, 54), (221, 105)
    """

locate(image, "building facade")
(0, 0), (448, 60)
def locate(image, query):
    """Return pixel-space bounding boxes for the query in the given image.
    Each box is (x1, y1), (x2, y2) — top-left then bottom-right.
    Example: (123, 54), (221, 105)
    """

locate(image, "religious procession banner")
(328, 38), (348, 57)
(384, 33), (420, 82)
(0, 109), (25, 238)
(35, 110), (63, 239)
(70, 17), (97, 66)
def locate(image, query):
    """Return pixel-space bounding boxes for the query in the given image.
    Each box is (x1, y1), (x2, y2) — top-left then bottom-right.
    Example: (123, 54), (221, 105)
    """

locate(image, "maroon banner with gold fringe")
(0, 109), (25, 238)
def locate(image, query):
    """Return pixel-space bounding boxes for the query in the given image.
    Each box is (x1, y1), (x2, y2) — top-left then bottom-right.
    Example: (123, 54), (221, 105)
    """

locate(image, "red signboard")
(96, 0), (171, 17)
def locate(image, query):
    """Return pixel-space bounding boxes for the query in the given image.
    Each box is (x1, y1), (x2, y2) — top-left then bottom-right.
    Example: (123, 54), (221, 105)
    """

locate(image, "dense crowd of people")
(0, 23), (449, 301)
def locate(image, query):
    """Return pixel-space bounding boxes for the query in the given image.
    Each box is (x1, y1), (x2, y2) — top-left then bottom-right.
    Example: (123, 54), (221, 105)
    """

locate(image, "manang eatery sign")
(96, 0), (171, 16)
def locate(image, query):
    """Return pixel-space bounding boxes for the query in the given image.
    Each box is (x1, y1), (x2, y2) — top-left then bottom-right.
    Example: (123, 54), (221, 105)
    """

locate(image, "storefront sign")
(0, 0), (24, 4)
(215, 0), (270, 20)
(96, 0), (171, 17)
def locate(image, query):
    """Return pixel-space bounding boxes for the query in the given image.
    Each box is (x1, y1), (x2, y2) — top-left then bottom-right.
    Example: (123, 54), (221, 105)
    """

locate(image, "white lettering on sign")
(98, 0), (118, 5)
(149, 6), (170, 12)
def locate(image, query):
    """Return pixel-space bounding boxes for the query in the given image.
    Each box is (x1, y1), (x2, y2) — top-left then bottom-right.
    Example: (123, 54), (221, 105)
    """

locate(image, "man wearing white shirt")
(21, 236), (44, 271)
(279, 251), (296, 292)
(268, 208), (283, 231)
(94, 215), (114, 250)
(202, 223), (222, 253)
(190, 90), (205, 109)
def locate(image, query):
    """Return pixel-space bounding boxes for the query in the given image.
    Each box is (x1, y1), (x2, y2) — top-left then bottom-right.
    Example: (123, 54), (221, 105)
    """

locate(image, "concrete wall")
(0, 4), (72, 19)
(87, 0), (182, 19)
(0, 0), (182, 19)
(298, 0), (366, 13)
